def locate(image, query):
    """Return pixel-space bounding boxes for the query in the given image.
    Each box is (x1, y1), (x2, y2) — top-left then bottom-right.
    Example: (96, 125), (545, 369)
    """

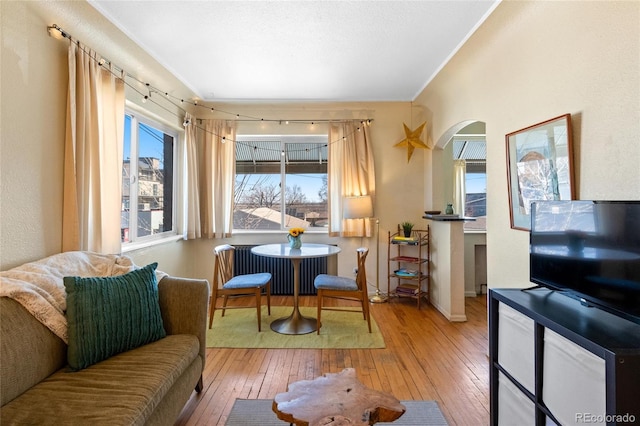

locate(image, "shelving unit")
(489, 288), (640, 425)
(387, 226), (430, 309)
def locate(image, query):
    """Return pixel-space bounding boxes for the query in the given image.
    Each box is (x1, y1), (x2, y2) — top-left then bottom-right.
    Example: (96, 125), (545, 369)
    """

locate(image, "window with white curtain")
(234, 135), (328, 231)
(121, 112), (177, 243)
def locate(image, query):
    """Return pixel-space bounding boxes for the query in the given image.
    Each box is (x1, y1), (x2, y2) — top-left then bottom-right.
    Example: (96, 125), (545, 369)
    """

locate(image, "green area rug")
(207, 306), (385, 349)
(225, 399), (448, 425)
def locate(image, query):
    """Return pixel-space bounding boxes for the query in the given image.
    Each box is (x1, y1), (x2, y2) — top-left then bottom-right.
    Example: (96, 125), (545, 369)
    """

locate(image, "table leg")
(270, 258), (318, 334)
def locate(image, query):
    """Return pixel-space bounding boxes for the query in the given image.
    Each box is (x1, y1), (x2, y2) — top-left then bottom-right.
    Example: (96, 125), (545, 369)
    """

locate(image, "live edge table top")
(272, 368), (406, 425)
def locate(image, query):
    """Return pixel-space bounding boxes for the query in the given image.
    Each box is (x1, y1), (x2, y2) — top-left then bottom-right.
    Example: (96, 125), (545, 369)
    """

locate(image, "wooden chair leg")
(317, 290), (322, 335)
(221, 295), (228, 317)
(208, 294), (216, 329)
(362, 295), (372, 333)
(256, 289), (262, 331)
(266, 282), (271, 315)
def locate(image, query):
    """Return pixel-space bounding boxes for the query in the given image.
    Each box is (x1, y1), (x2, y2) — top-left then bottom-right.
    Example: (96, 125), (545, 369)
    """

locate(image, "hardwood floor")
(175, 294), (489, 425)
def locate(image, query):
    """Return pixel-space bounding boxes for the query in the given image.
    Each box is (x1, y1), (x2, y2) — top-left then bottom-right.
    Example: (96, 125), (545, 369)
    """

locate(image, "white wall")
(0, 1), (195, 272)
(415, 0), (640, 289)
(1, 1), (67, 267)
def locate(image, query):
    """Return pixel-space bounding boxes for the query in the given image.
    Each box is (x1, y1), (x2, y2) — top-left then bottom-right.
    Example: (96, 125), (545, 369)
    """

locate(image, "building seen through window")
(121, 113), (175, 243)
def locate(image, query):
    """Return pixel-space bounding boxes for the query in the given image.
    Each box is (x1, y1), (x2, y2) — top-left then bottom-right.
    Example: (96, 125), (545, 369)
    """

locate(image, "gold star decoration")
(394, 122), (429, 162)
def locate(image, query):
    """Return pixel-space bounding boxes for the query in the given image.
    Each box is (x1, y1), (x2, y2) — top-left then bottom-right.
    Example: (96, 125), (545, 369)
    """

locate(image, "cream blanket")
(0, 251), (167, 344)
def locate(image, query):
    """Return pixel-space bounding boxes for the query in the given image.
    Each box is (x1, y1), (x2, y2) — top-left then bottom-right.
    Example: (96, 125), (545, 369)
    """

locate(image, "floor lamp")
(342, 195), (387, 303)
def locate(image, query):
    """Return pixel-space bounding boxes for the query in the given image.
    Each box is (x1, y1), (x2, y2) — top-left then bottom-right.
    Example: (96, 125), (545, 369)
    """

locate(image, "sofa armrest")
(157, 276), (209, 374)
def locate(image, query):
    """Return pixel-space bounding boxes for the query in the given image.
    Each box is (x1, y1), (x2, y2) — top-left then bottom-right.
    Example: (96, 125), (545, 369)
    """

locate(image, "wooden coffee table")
(273, 368), (406, 425)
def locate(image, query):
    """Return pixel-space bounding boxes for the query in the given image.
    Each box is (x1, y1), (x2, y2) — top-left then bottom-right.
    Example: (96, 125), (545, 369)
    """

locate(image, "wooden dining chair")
(313, 247), (372, 334)
(209, 244), (272, 331)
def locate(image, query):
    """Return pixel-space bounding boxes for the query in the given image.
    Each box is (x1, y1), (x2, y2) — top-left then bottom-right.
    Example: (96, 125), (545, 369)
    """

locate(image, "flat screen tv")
(530, 200), (640, 324)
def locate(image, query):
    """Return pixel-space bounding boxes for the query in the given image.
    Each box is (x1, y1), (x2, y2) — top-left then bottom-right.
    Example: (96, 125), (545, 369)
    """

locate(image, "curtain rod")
(211, 119), (374, 124)
(47, 24), (375, 125)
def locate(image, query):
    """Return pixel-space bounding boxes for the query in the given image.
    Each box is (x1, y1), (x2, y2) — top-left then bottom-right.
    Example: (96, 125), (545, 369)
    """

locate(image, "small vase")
(403, 228), (412, 238)
(445, 204), (454, 215)
(288, 235), (302, 249)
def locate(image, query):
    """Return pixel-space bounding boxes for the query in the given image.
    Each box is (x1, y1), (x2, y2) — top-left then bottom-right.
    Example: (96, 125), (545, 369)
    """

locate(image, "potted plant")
(401, 221), (414, 238)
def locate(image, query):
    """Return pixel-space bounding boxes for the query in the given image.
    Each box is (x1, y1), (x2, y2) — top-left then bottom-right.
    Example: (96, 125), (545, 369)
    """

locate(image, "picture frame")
(505, 114), (575, 231)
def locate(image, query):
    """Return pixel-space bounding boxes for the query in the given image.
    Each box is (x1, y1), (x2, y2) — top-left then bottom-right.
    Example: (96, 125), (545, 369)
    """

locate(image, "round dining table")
(251, 243), (341, 335)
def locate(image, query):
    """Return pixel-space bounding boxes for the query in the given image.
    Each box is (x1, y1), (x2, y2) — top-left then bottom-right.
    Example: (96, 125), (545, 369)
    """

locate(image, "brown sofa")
(0, 273), (209, 426)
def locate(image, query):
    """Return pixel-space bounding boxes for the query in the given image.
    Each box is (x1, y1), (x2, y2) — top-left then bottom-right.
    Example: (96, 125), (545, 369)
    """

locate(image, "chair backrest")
(355, 247), (369, 291)
(213, 244), (235, 288)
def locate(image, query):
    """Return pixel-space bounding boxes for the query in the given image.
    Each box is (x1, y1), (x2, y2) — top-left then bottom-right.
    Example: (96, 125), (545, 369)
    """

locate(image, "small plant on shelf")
(401, 221), (414, 237)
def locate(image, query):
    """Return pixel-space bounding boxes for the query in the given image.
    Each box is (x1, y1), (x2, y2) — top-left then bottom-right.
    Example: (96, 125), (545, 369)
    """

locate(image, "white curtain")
(453, 159), (467, 216)
(183, 112), (201, 239)
(328, 121), (376, 237)
(197, 120), (236, 238)
(62, 41), (125, 254)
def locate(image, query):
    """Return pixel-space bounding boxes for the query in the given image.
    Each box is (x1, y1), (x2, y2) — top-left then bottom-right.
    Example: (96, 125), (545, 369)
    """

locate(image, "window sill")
(232, 229), (329, 235)
(121, 234), (183, 253)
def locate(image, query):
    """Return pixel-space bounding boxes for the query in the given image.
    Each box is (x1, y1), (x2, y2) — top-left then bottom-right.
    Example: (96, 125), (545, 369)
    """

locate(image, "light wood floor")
(175, 294), (490, 425)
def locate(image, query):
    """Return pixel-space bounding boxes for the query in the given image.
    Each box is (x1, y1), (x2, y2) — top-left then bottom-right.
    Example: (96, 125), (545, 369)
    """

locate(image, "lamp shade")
(343, 195), (373, 219)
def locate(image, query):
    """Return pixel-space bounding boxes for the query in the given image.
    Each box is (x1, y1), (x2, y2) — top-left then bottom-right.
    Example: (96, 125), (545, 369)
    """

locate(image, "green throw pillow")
(64, 262), (166, 371)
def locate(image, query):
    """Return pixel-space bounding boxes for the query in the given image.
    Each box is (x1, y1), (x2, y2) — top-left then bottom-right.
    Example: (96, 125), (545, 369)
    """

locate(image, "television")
(530, 200), (640, 325)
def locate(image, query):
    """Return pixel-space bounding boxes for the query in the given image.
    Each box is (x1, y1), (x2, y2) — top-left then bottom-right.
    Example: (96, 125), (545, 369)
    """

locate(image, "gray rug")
(225, 399), (448, 425)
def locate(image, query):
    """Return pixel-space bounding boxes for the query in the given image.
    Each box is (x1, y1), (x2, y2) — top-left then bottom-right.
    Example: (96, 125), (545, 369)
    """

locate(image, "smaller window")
(453, 136), (486, 231)
(121, 113), (177, 244)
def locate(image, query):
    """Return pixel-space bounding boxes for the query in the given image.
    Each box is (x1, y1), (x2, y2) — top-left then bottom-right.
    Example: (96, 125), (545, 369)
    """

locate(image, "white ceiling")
(88, 1), (499, 102)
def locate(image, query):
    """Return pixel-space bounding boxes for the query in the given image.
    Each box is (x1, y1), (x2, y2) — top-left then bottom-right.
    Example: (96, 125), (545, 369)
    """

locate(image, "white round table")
(251, 243), (341, 334)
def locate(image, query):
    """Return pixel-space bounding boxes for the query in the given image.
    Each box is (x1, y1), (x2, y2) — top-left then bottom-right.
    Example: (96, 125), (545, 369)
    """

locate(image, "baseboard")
(465, 291), (478, 297)
(432, 300), (468, 322)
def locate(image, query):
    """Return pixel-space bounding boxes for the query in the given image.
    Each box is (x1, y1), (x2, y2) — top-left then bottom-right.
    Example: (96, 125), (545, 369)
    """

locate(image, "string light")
(46, 23), (374, 155)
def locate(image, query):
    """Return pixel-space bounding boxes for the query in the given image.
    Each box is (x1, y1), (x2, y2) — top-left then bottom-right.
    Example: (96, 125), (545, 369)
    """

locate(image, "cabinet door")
(543, 329), (606, 426)
(498, 303), (535, 393)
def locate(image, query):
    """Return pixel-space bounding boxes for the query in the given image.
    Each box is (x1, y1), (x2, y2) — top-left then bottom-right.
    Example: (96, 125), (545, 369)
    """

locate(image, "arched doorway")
(437, 120), (487, 297)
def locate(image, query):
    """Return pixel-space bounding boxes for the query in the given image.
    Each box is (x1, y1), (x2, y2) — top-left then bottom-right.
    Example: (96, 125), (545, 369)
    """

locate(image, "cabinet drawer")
(543, 329), (606, 426)
(498, 302), (535, 393)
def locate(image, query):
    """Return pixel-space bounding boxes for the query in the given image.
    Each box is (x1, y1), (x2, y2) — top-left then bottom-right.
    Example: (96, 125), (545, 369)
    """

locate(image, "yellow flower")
(288, 227), (305, 237)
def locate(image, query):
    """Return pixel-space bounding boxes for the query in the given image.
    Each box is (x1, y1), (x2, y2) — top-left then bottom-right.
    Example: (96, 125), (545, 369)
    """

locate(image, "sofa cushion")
(64, 262), (166, 371)
(0, 334), (200, 426)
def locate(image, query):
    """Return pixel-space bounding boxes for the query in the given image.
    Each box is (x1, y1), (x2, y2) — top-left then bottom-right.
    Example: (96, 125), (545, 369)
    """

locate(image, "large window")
(453, 136), (486, 231)
(121, 113), (176, 243)
(234, 135), (328, 231)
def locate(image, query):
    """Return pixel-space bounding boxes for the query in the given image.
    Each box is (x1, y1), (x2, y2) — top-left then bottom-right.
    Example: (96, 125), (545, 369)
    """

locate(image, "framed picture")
(506, 114), (575, 231)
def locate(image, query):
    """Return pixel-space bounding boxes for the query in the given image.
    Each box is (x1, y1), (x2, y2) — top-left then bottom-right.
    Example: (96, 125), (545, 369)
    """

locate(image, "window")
(234, 135), (328, 231)
(453, 136), (486, 231)
(121, 113), (176, 243)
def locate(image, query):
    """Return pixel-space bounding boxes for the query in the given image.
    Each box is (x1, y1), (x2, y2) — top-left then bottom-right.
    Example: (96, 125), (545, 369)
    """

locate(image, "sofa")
(0, 252), (209, 425)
